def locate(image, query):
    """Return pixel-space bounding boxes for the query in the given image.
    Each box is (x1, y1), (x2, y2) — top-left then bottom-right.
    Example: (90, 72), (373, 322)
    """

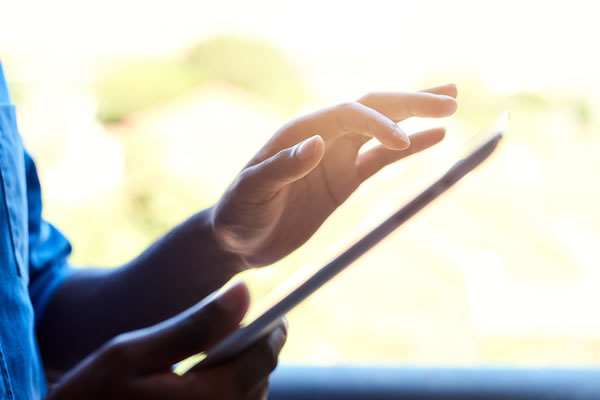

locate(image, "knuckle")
(358, 91), (380, 103)
(334, 101), (365, 134)
(280, 146), (296, 161)
(336, 101), (361, 114)
(233, 167), (263, 198)
(406, 97), (417, 117)
(235, 168), (256, 190)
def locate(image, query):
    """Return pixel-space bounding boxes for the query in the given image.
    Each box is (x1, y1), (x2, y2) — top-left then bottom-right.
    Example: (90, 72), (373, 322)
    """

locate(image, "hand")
(47, 282), (286, 400)
(211, 84), (458, 267)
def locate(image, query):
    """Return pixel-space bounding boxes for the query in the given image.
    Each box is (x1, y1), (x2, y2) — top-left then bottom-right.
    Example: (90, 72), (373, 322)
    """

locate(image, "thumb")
(239, 135), (325, 202)
(119, 282), (250, 372)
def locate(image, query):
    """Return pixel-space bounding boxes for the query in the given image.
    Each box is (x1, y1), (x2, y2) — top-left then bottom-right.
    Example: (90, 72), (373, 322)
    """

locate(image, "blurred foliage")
(61, 129), (211, 267)
(47, 59), (600, 365)
(185, 37), (307, 110)
(96, 61), (196, 124)
(418, 71), (597, 136)
(96, 36), (307, 124)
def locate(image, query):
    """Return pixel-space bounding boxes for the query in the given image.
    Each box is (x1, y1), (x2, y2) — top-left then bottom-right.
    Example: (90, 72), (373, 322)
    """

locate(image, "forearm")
(38, 208), (245, 372)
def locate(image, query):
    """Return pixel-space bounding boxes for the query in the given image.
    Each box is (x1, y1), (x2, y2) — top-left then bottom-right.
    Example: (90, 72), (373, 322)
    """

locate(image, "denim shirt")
(0, 63), (75, 399)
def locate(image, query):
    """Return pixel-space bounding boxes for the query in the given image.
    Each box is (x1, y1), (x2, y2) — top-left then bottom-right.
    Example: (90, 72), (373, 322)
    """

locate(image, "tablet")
(179, 111), (509, 373)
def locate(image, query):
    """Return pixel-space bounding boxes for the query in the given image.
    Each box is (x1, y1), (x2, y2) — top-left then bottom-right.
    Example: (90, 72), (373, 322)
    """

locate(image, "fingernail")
(438, 95), (458, 108)
(281, 316), (289, 335)
(272, 324), (288, 352)
(438, 94), (458, 103)
(215, 282), (248, 314)
(393, 125), (410, 147)
(297, 135), (319, 161)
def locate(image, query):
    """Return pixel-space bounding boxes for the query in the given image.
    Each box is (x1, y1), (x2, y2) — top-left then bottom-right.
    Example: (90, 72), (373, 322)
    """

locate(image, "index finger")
(357, 91), (457, 123)
(285, 101), (410, 150)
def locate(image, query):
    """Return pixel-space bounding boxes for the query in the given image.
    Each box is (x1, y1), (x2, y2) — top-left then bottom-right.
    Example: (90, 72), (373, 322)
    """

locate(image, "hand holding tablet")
(175, 111), (509, 373)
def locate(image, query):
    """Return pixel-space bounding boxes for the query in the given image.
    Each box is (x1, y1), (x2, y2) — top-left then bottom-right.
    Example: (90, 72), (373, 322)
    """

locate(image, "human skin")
(46, 282), (287, 400)
(38, 84), (458, 398)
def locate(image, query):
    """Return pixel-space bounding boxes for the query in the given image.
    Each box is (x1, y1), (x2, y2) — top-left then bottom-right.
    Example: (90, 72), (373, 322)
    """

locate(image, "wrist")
(191, 207), (249, 274)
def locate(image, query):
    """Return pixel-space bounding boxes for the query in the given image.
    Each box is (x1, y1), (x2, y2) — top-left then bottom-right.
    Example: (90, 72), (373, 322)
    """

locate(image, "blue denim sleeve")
(24, 151), (76, 327)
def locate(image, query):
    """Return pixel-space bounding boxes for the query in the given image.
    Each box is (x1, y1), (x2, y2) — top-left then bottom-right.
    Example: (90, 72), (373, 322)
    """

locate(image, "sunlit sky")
(2, 0), (599, 97)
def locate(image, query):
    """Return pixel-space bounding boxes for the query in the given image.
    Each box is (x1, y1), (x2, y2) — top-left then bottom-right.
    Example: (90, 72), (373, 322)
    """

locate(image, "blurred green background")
(2, 0), (600, 366)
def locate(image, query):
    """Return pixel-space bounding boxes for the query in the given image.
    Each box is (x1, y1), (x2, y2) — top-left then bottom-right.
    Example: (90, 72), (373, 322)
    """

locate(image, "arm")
(38, 84), (458, 373)
(38, 208), (244, 372)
